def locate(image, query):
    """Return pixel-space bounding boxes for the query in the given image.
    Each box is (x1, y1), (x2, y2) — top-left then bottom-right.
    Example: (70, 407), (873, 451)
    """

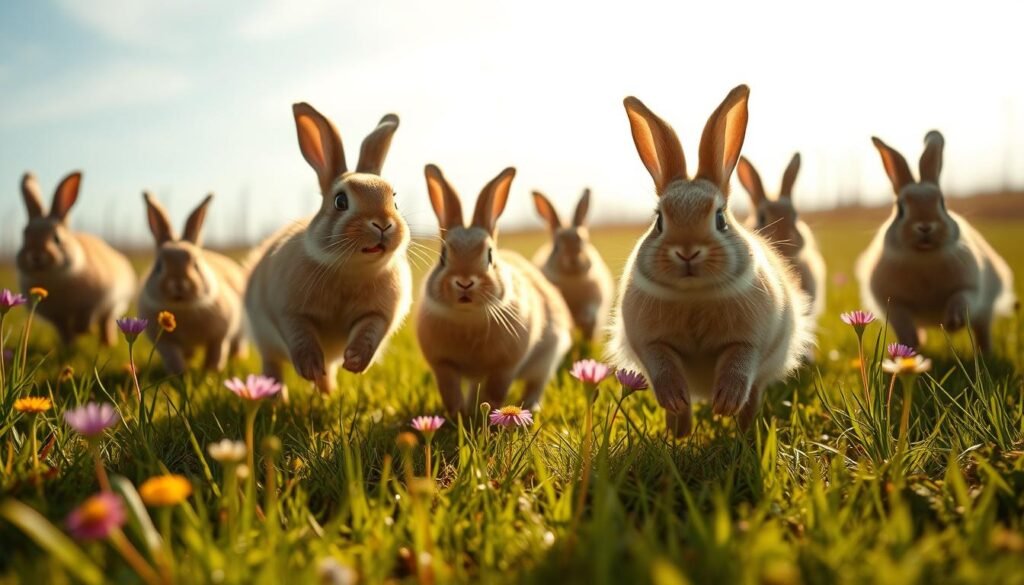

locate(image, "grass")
(1, 218), (1023, 584)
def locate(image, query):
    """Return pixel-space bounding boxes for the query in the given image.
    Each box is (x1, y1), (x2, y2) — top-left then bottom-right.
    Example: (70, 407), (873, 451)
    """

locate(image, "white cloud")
(0, 61), (191, 127)
(236, 0), (336, 40)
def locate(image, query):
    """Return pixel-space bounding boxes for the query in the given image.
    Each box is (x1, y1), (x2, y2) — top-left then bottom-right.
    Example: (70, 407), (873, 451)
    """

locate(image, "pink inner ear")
(297, 117), (327, 170)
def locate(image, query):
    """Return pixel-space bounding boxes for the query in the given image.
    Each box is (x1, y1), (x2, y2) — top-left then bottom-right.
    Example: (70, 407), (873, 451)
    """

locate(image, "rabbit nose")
(914, 223), (934, 234)
(455, 280), (474, 290)
(675, 249), (702, 262)
(372, 222), (393, 234)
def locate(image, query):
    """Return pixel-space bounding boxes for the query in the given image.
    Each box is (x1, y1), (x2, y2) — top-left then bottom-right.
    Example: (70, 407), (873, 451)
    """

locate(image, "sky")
(1, 0), (1022, 254)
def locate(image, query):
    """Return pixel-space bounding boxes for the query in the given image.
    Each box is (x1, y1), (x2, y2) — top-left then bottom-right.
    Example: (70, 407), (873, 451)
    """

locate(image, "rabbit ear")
(472, 167), (516, 235)
(871, 136), (915, 195)
(425, 164), (464, 233)
(572, 188), (591, 227)
(623, 97), (687, 195)
(21, 172), (45, 219)
(293, 102), (347, 195)
(50, 171), (82, 221)
(356, 114), (400, 175)
(143, 191), (176, 244)
(919, 130), (944, 185)
(736, 157), (766, 206)
(779, 152), (801, 200)
(696, 85), (750, 195)
(182, 193), (214, 245)
(531, 190), (562, 231)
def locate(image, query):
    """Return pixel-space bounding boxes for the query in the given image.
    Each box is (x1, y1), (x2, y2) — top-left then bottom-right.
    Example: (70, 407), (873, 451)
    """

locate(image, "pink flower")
(887, 343), (916, 360)
(0, 289), (27, 314)
(224, 374), (283, 401)
(615, 369), (649, 392)
(66, 492), (126, 541)
(832, 272), (849, 287)
(569, 359), (611, 385)
(411, 415), (445, 434)
(116, 317), (148, 342)
(840, 310), (876, 337)
(64, 403), (119, 437)
(489, 405), (533, 428)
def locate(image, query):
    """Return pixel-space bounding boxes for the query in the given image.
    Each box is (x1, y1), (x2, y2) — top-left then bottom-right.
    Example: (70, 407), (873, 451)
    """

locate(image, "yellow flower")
(29, 287), (48, 301)
(882, 355), (932, 376)
(139, 474), (192, 507)
(157, 311), (176, 333)
(14, 396), (52, 414)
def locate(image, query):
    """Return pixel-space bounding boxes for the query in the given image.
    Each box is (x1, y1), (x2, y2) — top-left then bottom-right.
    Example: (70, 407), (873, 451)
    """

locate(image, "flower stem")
(897, 376), (915, 455)
(245, 405), (259, 476)
(0, 314), (7, 390)
(856, 336), (870, 405)
(885, 372), (898, 420)
(425, 440), (433, 479)
(109, 528), (164, 585)
(89, 441), (112, 492)
(18, 303), (38, 379)
(569, 398), (595, 551)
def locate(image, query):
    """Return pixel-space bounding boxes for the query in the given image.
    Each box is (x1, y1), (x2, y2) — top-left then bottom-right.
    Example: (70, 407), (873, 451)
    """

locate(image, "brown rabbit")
(138, 192), (246, 374)
(856, 131), (1015, 352)
(245, 103), (412, 392)
(737, 153), (826, 319)
(608, 86), (811, 436)
(531, 188), (615, 343)
(417, 165), (573, 415)
(16, 172), (136, 345)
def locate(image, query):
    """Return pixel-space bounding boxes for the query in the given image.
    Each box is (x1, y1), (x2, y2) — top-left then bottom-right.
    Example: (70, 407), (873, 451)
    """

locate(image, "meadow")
(1, 215), (1023, 584)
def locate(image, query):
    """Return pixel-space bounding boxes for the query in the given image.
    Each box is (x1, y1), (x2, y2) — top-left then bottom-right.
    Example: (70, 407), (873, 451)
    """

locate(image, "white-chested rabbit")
(855, 131), (1015, 352)
(417, 165), (572, 415)
(737, 153), (826, 319)
(245, 103), (412, 392)
(608, 85), (811, 436)
(16, 172), (135, 345)
(531, 188), (615, 343)
(138, 192), (246, 374)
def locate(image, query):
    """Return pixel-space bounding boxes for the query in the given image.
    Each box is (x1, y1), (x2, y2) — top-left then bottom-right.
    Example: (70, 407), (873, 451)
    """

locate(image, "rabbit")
(138, 192), (247, 374)
(736, 153), (827, 319)
(855, 131), (1015, 352)
(417, 165), (573, 416)
(530, 188), (615, 343)
(245, 103), (412, 393)
(608, 85), (812, 437)
(16, 171), (136, 346)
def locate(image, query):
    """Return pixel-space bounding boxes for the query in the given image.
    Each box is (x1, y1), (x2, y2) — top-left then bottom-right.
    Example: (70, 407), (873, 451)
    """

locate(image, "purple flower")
(116, 317), (148, 342)
(840, 310), (876, 328)
(0, 289), (28, 314)
(489, 405), (533, 428)
(615, 369), (649, 393)
(224, 374), (283, 401)
(411, 415), (445, 434)
(569, 359), (611, 385)
(66, 492), (126, 541)
(886, 343), (916, 360)
(64, 403), (120, 437)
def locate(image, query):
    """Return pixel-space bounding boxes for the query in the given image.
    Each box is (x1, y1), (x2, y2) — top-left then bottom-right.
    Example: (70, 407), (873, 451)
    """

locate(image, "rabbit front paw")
(943, 295), (969, 332)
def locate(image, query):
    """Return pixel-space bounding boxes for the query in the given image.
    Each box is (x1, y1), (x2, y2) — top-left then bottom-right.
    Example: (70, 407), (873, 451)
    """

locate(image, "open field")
(1, 216), (1024, 584)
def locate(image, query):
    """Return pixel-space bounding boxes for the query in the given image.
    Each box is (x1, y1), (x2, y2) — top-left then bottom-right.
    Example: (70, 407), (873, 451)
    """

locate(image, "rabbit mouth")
(361, 243), (387, 254)
(457, 294), (473, 304)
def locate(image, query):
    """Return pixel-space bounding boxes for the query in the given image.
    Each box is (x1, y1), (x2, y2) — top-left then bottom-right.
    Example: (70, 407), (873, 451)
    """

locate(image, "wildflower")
(840, 310), (876, 333)
(411, 415), (444, 438)
(116, 317), (148, 342)
(615, 369), (648, 395)
(569, 359), (611, 384)
(887, 343), (916, 360)
(64, 402), (120, 437)
(66, 492), (126, 541)
(0, 289), (27, 314)
(59, 365), (75, 381)
(489, 405), (533, 427)
(832, 272), (849, 287)
(139, 474), (192, 507)
(14, 396), (52, 414)
(207, 439), (247, 464)
(396, 432), (419, 450)
(157, 311), (176, 333)
(882, 355), (932, 376)
(318, 557), (357, 585)
(29, 287), (48, 302)
(224, 374), (283, 401)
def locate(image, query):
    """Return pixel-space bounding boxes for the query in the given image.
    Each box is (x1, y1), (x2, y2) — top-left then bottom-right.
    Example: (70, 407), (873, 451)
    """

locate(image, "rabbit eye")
(53, 233), (62, 245)
(155, 259), (163, 272)
(439, 245), (448, 266)
(334, 192), (349, 211)
(655, 211), (663, 233)
(487, 248), (494, 266)
(715, 209), (728, 232)
(896, 201), (905, 219)
(756, 211), (767, 226)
